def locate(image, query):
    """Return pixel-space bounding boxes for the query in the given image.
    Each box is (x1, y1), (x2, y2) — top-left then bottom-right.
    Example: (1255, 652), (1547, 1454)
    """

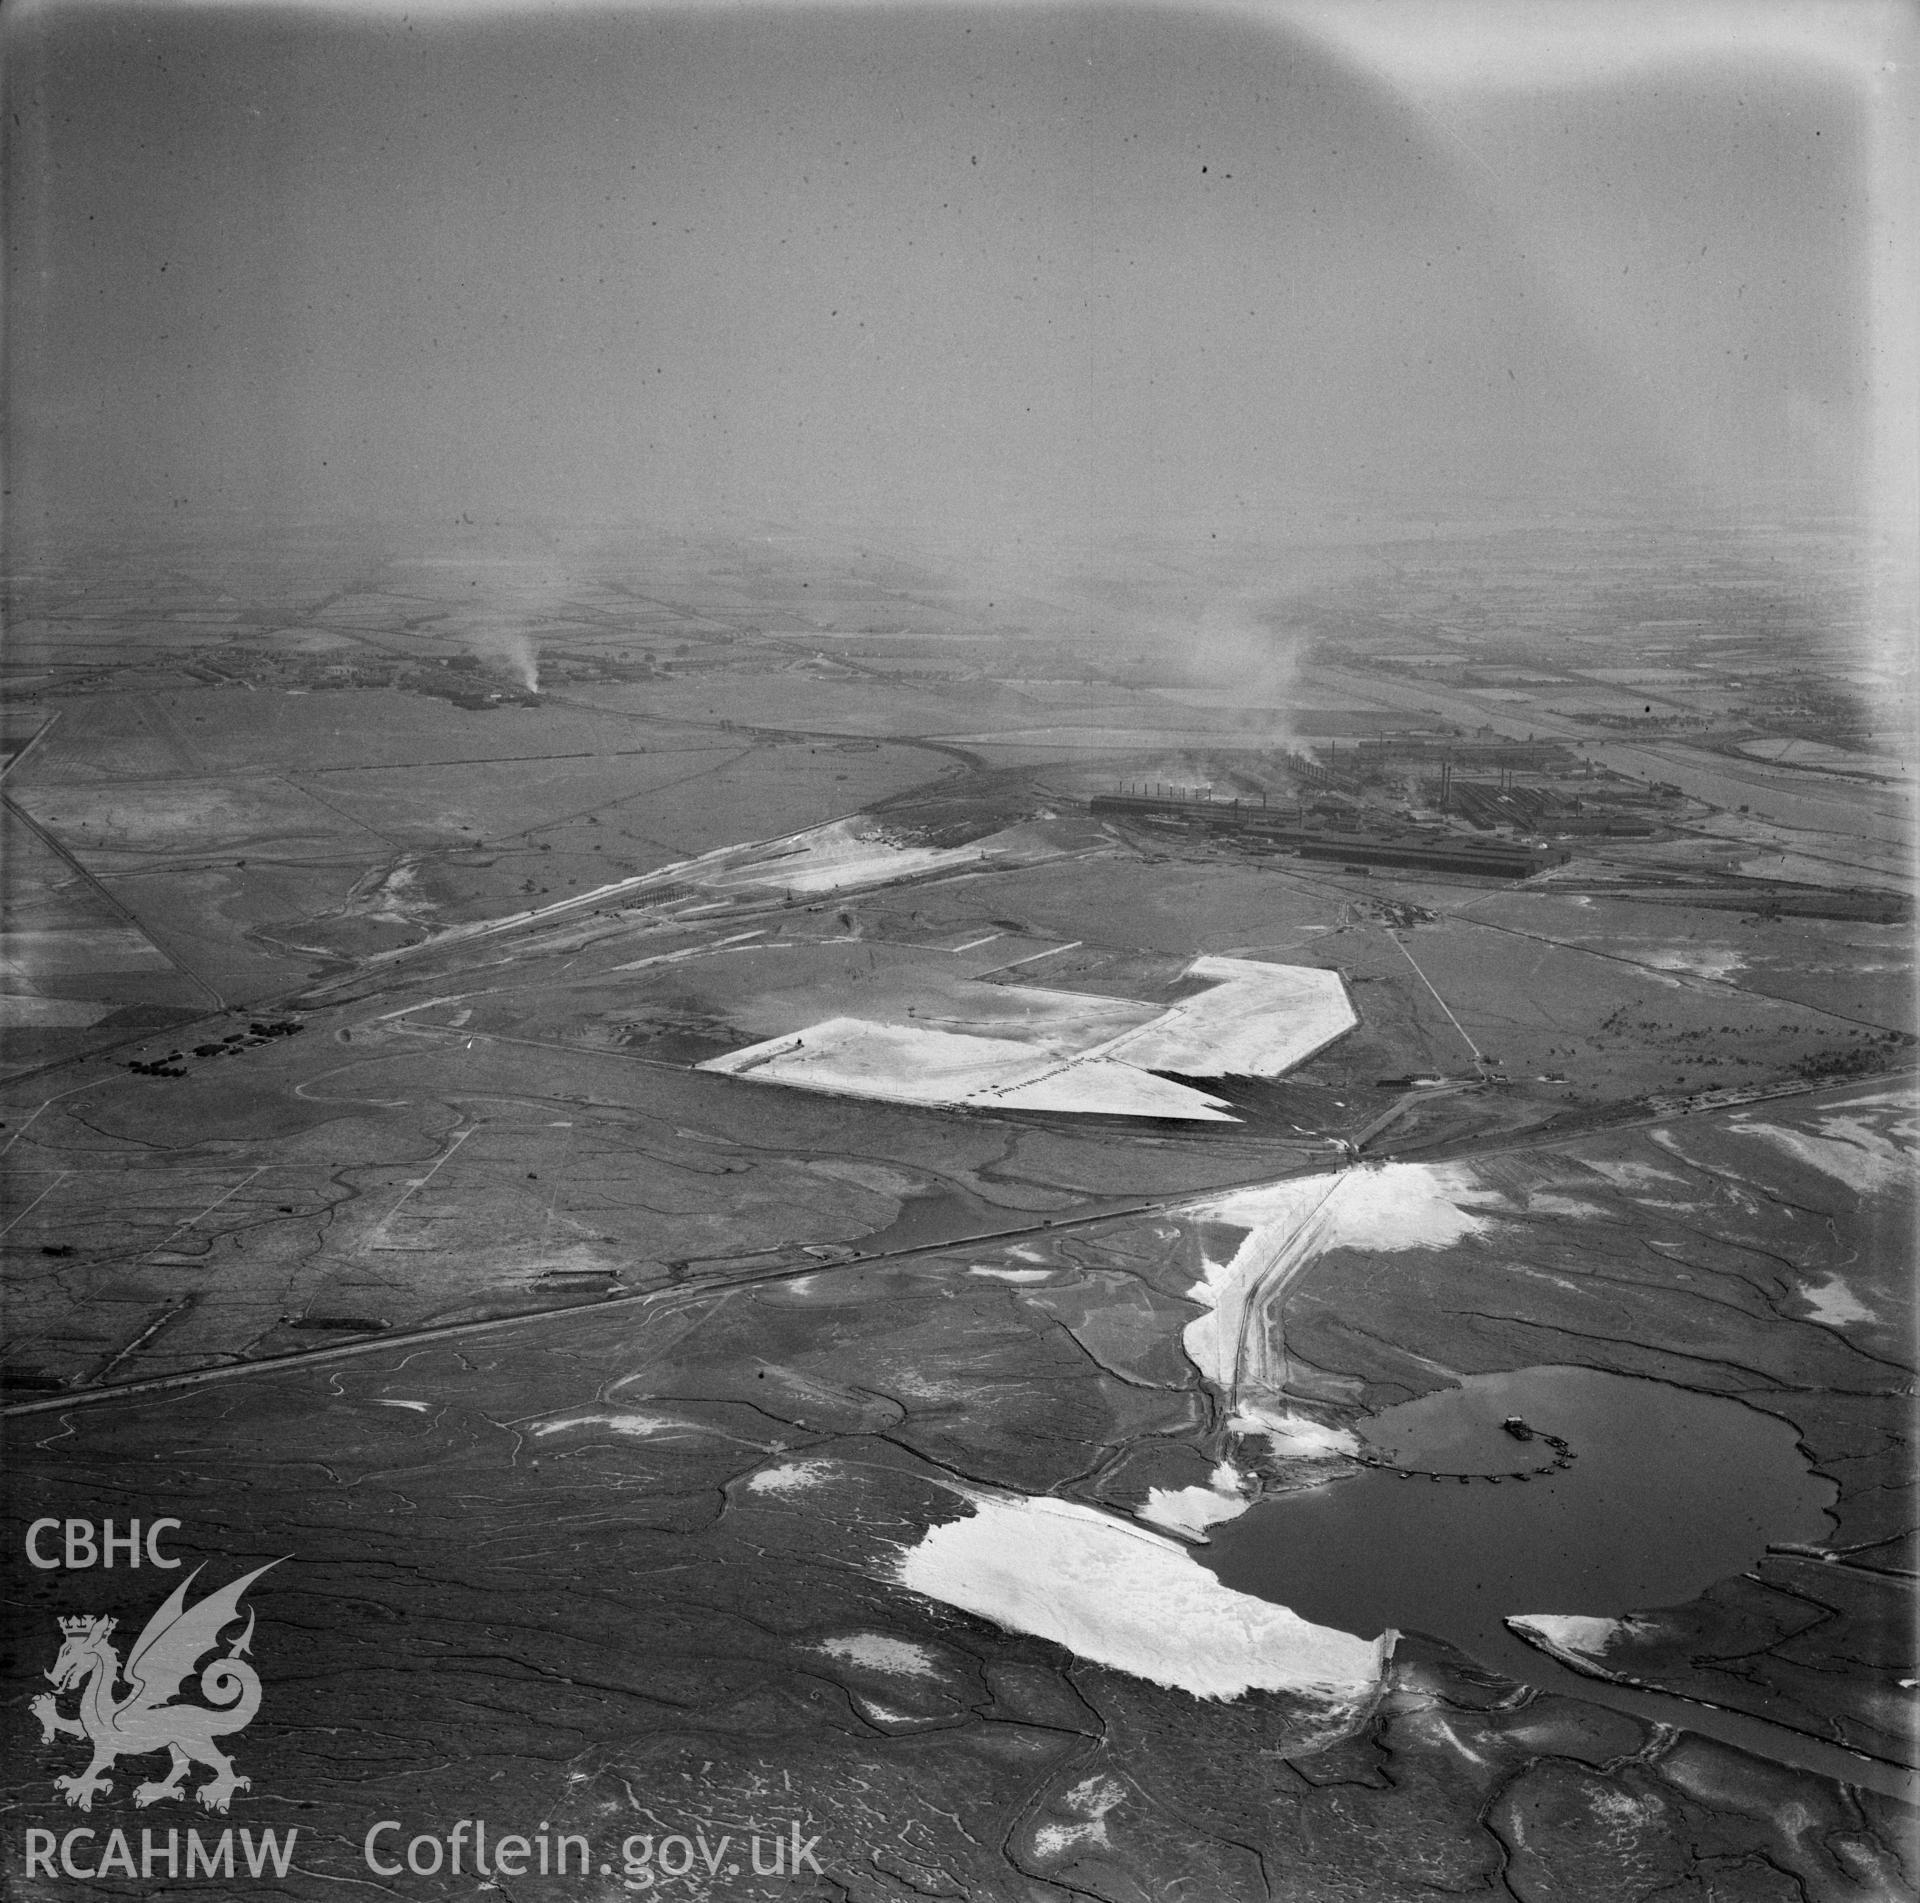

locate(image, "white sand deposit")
(1732, 1109), (1916, 1196)
(1181, 1162), (1503, 1396)
(700, 955), (1354, 1123)
(745, 1459), (840, 1493)
(1506, 1613), (1647, 1676)
(813, 1633), (943, 1677)
(893, 1492), (1393, 1703)
(1139, 1462), (1255, 1538)
(690, 817), (994, 897)
(1102, 956), (1355, 1075)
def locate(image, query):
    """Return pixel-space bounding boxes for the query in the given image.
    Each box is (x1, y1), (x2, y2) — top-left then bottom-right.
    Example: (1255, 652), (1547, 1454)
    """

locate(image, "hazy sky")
(4, 0), (1912, 547)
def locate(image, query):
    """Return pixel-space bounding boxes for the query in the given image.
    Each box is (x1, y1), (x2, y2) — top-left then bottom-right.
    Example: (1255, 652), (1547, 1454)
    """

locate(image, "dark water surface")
(1201, 1365), (1835, 1688)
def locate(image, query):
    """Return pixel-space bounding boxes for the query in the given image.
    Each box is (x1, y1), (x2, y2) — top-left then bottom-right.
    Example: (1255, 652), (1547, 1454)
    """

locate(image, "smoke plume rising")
(478, 630), (540, 694)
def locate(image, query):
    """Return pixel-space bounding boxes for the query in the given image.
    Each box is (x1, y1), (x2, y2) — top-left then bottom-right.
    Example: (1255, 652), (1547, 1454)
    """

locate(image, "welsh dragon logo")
(30, 1561), (280, 1814)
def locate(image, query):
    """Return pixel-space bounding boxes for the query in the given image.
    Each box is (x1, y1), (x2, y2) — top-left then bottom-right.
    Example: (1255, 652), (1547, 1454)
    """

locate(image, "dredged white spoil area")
(1102, 956), (1354, 1076)
(892, 1491), (1394, 1704)
(1119, 1163), (1510, 1545)
(701, 1018), (1239, 1119)
(1180, 1161), (1504, 1439)
(1139, 1462), (1257, 1537)
(687, 816), (995, 897)
(1504, 1613), (1642, 1676)
(699, 956), (1354, 1122)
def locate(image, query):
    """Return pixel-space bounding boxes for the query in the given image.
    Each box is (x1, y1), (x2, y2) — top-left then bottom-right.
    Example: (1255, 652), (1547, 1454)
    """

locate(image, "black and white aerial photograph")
(3, 0), (1916, 1895)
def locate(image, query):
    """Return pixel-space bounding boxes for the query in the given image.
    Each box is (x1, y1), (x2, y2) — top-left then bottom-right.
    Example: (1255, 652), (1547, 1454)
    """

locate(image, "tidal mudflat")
(1201, 1366), (1838, 1744)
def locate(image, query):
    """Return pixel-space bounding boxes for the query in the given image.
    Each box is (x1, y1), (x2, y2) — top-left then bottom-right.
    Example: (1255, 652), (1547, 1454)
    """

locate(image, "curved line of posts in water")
(1349, 1430), (1576, 1484)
